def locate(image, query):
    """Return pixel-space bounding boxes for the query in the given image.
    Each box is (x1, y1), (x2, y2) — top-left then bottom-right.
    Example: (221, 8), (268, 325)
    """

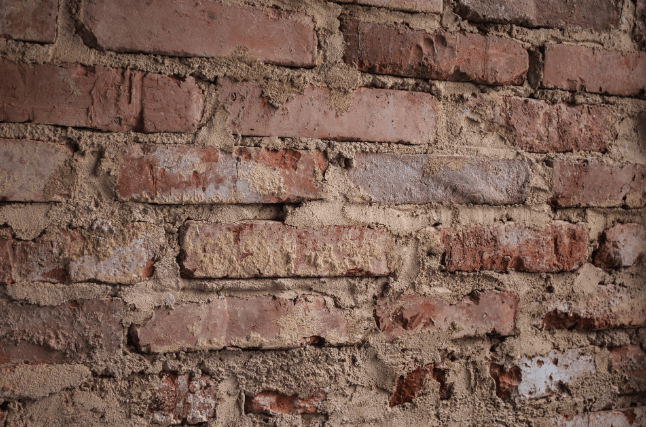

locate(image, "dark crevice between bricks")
(527, 48), (543, 90)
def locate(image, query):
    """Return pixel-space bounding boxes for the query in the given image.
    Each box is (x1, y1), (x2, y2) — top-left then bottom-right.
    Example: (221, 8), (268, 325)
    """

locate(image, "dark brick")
(0, 0), (57, 43)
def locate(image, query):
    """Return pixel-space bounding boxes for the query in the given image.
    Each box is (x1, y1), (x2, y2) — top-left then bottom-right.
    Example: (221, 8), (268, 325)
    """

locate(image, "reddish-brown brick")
(375, 290), (519, 341)
(455, 0), (621, 31)
(348, 153), (531, 204)
(179, 221), (390, 279)
(149, 373), (217, 425)
(542, 45), (646, 97)
(0, 364), (91, 400)
(441, 223), (587, 273)
(0, 60), (203, 133)
(330, 0), (442, 12)
(341, 19), (528, 86)
(594, 224), (646, 268)
(0, 139), (72, 202)
(80, 0), (316, 67)
(496, 98), (608, 153)
(132, 295), (348, 353)
(551, 160), (646, 208)
(220, 79), (437, 144)
(557, 407), (646, 427)
(117, 145), (326, 204)
(0, 0), (58, 43)
(0, 299), (123, 367)
(536, 284), (646, 330)
(245, 389), (326, 415)
(390, 364), (447, 407)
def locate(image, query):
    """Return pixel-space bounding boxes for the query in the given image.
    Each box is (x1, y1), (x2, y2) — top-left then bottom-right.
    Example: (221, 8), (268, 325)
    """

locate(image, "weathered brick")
(0, 0), (58, 43)
(0, 139), (73, 202)
(611, 345), (646, 394)
(390, 364), (447, 407)
(348, 154), (531, 205)
(491, 349), (596, 400)
(117, 145), (326, 204)
(496, 98), (608, 153)
(132, 295), (348, 353)
(536, 284), (646, 330)
(245, 389), (326, 415)
(557, 407), (646, 427)
(636, 0), (646, 49)
(330, 0), (442, 12)
(0, 364), (91, 400)
(179, 221), (390, 279)
(542, 45), (646, 97)
(80, 0), (316, 67)
(455, 0), (621, 31)
(551, 160), (646, 208)
(0, 299), (123, 367)
(441, 223), (587, 273)
(220, 79), (437, 144)
(341, 19), (528, 86)
(594, 224), (646, 268)
(0, 60), (204, 133)
(375, 290), (519, 341)
(149, 373), (217, 426)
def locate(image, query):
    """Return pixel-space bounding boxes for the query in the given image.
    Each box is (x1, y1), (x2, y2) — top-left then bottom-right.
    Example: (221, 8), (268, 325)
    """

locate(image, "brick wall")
(0, 0), (645, 425)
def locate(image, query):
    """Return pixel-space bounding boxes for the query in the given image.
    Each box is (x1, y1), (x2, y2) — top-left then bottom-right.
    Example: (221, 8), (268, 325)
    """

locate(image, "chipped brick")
(594, 224), (646, 268)
(245, 389), (326, 415)
(149, 373), (217, 426)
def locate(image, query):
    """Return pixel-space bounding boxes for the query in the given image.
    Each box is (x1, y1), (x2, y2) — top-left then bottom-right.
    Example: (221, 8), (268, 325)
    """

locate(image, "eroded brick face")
(245, 390), (326, 415)
(0, 0), (58, 43)
(149, 373), (217, 426)
(594, 223), (646, 268)
(389, 364), (447, 406)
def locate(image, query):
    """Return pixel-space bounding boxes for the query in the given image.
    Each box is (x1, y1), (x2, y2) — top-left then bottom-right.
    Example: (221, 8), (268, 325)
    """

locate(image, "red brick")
(132, 295), (348, 353)
(550, 160), (646, 208)
(80, 0), (316, 67)
(375, 290), (519, 341)
(245, 389), (326, 415)
(542, 45), (646, 97)
(441, 223), (587, 273)
(0, 139), (72, 202)
(390, 364), (447, 407)
(496, 98), (608, 153)
(348, 153), (531, 204)
(179, 221), (390, 279)
(0, 0), (57, 43)
(455, 0), (620, 31)
(117, 145), (326, 204)
(0, 364), (91, 400)
(341, 19), (528, 86)
(220, 79), (437, 144)
(557, 407), (646, 427)
(330, 0), (442, 12)
(0, 60), (203, 133)
(594, 224), (646, 268)
(149, 373), (217, 425)
(0, 299), (123, 367)
(536, 284), (646, 330)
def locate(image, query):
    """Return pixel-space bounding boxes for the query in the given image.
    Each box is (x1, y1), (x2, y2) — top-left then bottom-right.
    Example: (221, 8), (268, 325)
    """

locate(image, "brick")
(348, 153), (531, 204)
(594, 224), (646, 268)
(0, 60), (204, 133)
(0, 0), (57, 43)
(491, 349), (596, 400)
(375, 290), (519, 341)
(557, 407), (646, 427)
(179, 221), (390, 279)
(0, 299), (123, 367)
(455, 0), (621, 31)
(329, 0), (442, 12)
(132, 295), (348, 353)
(117, 145), (326, 204)
(390, 364), (447, 407)
(341, 19), (528, 86)
(611, 345), (646, 394)
(536, 284), (646, 330)
(542, 45), (646, 97)
(0, 223), (164, 285)
(550, 160), (646, 208)
(0, 364), (91, 400)
(441, 223), (587, 273)
(0, 139), (72, 202)
(220, 79), (437, 144)
(496, 98), (608, 153)
(636, 0), (646, 49)
(149, 373), (217, 426)
(80, 0), (316, 67)
(245, 389), (326, 415)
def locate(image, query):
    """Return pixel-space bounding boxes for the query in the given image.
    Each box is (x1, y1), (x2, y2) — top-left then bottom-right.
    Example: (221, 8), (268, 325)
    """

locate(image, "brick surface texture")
(1, 0), (645, 424)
